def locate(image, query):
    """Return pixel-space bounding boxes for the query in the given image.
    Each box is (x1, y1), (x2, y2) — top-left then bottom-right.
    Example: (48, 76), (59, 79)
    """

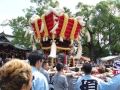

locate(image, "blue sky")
(0, 0), (102, 35)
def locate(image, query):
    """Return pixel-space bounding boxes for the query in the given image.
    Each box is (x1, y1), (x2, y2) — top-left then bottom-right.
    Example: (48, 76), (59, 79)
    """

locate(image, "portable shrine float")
(28, 7), (90, 67)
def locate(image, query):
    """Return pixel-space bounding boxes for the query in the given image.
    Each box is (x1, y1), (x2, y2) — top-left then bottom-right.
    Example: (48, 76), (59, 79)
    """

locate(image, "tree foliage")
(9, 0), (120, 60)
(9, 0), (58, 49)
(75, 0), (120, 60)
(9, 16), (31, 48)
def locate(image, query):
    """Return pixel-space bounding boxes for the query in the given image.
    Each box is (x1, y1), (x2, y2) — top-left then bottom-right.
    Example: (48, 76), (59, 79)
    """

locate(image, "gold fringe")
(60, 14), (69, 39)
(41, 46), (71, 50)
(70, 19), (78, 40)
(41, 46), (51, 50)
(41, 14), (49, 38)
(35, 19), (41, 40)
(57, 46), (71, 50)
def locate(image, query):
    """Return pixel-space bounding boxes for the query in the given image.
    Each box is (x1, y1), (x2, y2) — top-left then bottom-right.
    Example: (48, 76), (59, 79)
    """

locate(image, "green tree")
(93, 0), (120, 55)
(9, 16), (31, 48)
(9, 0), (120, 60)
(75, 0), (120, 61)
(75, 2), (96, 60)
(9, 0), (59, 49)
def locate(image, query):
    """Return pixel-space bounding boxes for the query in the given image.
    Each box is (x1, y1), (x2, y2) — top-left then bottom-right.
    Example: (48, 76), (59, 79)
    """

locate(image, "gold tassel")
(40, 22), (44, 33)
(35, 19), (41, 40)
(41, 14), (49, 40)
(59, 14), (68, 41)
(70, 19), (78, 44)
(30, 15), (41, 40)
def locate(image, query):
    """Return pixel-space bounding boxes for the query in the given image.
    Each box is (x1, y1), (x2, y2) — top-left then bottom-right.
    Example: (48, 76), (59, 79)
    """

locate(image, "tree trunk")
(87, 31), (95, 61)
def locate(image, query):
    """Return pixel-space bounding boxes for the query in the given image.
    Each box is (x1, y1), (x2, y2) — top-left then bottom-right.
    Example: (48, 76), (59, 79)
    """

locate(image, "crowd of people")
(0, 50), (120, 90)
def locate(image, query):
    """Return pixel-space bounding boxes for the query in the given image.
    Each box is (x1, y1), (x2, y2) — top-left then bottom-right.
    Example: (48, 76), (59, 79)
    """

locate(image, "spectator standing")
(52, 63), (68, 90)
(40, 60), (50, 83)
(28, 50), (49, 90)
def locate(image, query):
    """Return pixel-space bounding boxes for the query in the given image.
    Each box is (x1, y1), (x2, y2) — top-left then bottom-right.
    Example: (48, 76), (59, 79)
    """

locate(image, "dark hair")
(57, 53), (64, 64)
(28, 50), (44, 66)
(81, 63), (92, 74)
(56, 63), (64, 72)
(42, 60), (48, 68)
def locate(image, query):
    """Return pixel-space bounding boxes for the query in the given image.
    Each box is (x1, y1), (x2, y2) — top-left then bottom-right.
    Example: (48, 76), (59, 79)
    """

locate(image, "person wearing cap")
(102, 60), (120, 90)
(52, 63), (68, 90)
(28, 50), (49, 90)
(75, 63), (107, 90)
